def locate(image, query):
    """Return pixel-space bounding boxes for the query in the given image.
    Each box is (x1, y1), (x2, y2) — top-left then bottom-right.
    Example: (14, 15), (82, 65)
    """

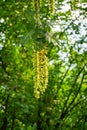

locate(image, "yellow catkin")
(49, 0), (55, 13)
(33, 0), (48, 98)
(34, 0), (38, 11)
(33, 0), (41, 20)
(33, 0), (41, 12)
(33, 47), (48, 98)
(72, 0), (79, 10)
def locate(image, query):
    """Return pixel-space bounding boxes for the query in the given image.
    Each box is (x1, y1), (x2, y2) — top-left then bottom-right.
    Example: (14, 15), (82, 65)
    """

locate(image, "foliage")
(0, 0), (87, 130)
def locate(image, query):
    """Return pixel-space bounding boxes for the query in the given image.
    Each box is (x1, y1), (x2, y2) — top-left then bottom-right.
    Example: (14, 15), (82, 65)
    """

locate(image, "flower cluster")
(33, 47), (48, 98)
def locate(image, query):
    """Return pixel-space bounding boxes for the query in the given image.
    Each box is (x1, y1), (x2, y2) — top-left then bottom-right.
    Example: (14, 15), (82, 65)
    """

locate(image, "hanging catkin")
(71, 0), (78, 10)
(49, 0), (55, 13)
(33, 0), (49, 98)
(34, 0), (42, 12)
(33, 47), (48, 98)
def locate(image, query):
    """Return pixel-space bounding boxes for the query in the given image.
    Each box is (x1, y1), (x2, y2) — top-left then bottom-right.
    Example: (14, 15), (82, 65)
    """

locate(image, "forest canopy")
(0, 0), (87, 130)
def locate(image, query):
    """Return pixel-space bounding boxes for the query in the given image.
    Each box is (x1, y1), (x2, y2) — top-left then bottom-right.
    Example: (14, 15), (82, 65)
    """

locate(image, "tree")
(0, 0), (87, 130)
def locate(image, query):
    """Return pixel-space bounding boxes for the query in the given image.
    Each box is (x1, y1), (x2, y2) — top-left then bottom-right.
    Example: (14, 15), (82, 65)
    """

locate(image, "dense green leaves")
(0, 0), (87, 130)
